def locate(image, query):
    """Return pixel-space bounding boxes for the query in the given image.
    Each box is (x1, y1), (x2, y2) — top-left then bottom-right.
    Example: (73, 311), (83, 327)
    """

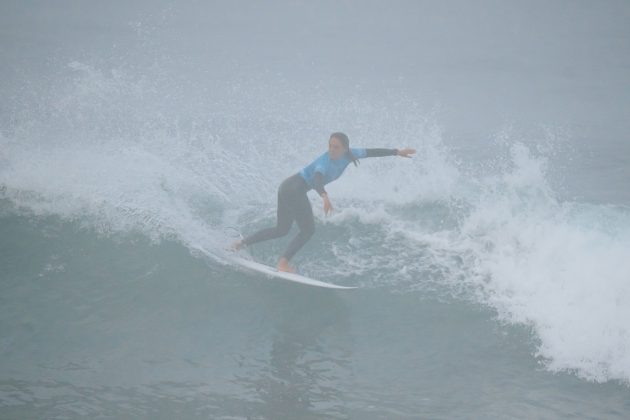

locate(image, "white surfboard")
(226, 255), (357, 290)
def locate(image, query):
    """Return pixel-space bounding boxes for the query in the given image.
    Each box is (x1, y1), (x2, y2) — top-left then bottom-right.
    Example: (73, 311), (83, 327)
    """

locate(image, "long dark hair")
(330, 132), (359, 167)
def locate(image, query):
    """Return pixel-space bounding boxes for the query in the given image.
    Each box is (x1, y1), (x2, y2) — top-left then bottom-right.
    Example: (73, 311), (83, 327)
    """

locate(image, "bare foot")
(277, 257), (296, 273)
(230, 239), (244, 251)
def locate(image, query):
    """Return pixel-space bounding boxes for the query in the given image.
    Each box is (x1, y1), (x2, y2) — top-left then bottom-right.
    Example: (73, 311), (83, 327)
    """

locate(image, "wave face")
(2, 2), (630, 418)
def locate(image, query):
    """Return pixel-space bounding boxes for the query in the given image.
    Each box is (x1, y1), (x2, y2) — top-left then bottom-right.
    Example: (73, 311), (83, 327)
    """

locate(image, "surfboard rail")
(226, 255), (357, 290)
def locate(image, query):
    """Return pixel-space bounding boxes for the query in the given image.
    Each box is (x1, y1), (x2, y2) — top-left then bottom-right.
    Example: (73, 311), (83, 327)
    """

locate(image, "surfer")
(231, 132), (416, 273)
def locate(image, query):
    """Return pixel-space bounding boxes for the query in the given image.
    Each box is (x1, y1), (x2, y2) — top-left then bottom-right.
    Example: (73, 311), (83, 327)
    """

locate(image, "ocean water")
(1, 1), (630, 418)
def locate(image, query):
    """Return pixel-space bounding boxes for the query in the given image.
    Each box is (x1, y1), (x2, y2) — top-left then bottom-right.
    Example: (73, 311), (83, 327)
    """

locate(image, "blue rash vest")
(299, 147), (368, 191)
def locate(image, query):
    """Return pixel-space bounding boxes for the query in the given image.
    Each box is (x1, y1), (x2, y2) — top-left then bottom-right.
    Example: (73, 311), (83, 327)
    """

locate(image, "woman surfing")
(231, 132), (416, 273)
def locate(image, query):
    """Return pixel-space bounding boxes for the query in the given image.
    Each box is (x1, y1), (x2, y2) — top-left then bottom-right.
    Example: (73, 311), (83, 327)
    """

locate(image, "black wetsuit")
(241, 148), (398, 261)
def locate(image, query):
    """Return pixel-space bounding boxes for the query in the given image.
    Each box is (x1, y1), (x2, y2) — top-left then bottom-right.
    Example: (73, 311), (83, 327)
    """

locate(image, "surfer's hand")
(322, 194), (333, 216)
(397, 148), (416, 158)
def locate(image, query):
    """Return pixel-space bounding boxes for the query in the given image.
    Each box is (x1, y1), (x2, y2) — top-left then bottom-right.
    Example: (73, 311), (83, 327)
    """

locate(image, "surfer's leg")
(241, 205), (292, 246)
(240, 180), (293, 247)
(280, 192), (314, 262)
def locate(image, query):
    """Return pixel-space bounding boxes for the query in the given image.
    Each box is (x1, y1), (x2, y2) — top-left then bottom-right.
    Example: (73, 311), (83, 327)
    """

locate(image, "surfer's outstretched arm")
(364, 148), (416, 158)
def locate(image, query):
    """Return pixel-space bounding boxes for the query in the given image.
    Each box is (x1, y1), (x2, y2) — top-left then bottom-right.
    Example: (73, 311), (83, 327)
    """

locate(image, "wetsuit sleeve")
(365, 148), (398, 157)
(350, 147), (368, 158)
(313, 171), (327, 196)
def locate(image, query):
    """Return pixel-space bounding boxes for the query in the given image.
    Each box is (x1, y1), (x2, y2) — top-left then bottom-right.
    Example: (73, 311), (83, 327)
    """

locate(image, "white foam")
(455, 144), (630, 384)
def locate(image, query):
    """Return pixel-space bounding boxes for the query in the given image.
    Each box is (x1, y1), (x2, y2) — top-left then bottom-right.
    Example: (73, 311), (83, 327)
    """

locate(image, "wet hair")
(330, 132), (359, 167)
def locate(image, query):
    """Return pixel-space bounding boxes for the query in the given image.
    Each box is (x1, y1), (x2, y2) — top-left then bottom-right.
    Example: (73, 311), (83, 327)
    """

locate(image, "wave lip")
(454, 144), (630, 385)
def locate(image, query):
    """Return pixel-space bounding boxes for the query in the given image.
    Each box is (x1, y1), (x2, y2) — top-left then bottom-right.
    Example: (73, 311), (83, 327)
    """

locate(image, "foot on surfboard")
(228, 239), (244, 252)
(277, 257), (296, 273)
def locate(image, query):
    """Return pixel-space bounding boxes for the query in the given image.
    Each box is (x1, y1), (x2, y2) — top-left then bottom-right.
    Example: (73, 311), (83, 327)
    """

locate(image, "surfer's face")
(328, 136), (346, 160)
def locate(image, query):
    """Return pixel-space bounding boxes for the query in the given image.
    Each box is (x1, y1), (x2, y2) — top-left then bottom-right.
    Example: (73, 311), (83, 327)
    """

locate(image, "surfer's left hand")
(397, 148), (416, 158)
(322, 194), (333, 216)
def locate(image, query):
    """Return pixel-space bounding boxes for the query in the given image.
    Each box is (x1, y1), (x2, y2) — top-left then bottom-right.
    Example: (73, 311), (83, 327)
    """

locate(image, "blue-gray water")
(1, 1), (630, 418)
